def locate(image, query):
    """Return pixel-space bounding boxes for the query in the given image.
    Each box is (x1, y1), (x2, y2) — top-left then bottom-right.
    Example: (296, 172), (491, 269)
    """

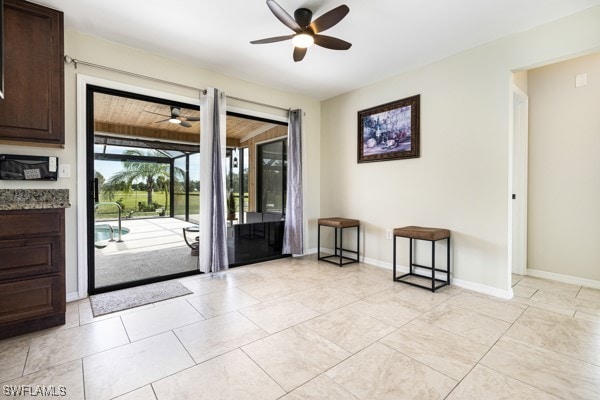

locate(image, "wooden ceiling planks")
(93, 93), (279, 145)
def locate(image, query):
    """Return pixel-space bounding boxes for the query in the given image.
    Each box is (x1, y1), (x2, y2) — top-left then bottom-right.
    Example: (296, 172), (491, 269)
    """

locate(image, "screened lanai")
(88, 87), (290, 294)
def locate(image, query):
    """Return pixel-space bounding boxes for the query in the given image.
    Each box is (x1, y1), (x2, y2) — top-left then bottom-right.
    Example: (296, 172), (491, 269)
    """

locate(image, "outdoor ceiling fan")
(144, 106), (199, 128)
(251, 0), (351, 62)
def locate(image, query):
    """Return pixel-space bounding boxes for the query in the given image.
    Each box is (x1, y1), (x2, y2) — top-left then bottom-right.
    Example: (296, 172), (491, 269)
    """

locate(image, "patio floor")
(94, 217), (199, 288)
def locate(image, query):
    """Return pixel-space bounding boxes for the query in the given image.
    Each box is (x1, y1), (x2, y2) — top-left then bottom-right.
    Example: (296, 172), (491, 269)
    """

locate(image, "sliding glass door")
(87, 85), (201, 294)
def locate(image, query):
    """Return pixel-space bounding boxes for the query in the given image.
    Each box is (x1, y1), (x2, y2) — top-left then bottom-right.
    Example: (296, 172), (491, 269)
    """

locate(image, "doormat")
(90, 280), (193, 317)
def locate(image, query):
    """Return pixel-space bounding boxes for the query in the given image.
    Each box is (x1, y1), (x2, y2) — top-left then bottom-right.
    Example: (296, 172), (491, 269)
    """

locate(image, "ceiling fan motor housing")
(294, 8), (313, 28)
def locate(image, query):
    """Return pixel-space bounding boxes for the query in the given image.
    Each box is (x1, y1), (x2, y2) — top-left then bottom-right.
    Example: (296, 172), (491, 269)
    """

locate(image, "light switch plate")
(575, 73), (587, 87)
(59, 163), (71, 178)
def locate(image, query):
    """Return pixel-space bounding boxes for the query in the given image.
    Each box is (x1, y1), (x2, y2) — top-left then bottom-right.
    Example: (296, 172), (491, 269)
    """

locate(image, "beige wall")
(527, 52), (600, 281)
(0, 30), (321, 295)
(320, 5), (600, 294)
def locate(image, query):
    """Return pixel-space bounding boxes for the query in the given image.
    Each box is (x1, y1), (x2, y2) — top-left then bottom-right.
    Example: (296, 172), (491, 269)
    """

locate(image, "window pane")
(258, 139), (287, 213)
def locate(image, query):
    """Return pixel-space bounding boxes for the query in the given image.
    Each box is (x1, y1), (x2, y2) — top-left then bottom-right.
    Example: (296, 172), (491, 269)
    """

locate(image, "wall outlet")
(385, 228), (392, 240)
(59, 163), (71, 178)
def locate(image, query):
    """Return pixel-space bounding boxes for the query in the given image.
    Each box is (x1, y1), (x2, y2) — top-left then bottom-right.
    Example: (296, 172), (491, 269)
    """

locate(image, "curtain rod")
(64, 55), (290, 113)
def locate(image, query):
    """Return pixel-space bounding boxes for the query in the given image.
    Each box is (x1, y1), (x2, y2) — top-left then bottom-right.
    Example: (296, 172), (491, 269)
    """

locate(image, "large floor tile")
(175, 312), (268, 363)
(505, 307), (600, 365)
(0, 338), (29, 383)
(83, 332), (194, 400)
(511, 274), (524, 286)
(326, 342), (456, 400)
(382, 285), (455, 313)
(24, 318), (129, 375)
(446, 364), (561, 400)
(186, 288), (260, 318)
(512, 285), (537, 299)
(196, 271), (265, 292)
(418, 303), (510, 346)
(2, 360), (84, 400)
(531, 290), (600, 316)
(239, 277), (323, 301)
(285, 285), (361, 314)
(578, 286), (600, 301)
(447, 291), (526, 323)
(510, 294), (575, 316)
(242, 325), (350, 391)
(121, 300), (205, 341)
(380, 320), (489, 380)
(575, 310), (600, 322)
(347, 290), (422, 327)
(481, 336), (600, 400)
(516, 277), (580, 297)
(78, 300), (154, 325)
(240, 299), (319, 334)
(281, 375), (358, 400)
(333, 274), (394, 298)
(114, 385), (157, 400)
(152, 349), (285, 400)
(303, 307), (395, 353)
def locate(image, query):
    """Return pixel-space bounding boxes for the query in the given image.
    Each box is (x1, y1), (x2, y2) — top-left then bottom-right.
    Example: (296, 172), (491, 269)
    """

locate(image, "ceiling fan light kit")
(292, 33), (314, 48)
(251, 0), (351, 62)
(143, 106), (199, 129)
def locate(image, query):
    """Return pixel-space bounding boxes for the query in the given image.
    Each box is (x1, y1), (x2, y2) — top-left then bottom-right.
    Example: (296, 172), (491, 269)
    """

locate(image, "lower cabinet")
(0, 208), (66, 339)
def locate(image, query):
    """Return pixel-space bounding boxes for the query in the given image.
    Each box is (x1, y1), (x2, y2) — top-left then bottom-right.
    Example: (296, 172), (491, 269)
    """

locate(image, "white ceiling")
(36, 0), (600, 100)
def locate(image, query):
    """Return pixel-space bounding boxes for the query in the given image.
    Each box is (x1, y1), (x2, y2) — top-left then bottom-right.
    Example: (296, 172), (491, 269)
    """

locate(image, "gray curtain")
(199, 88), (228, 272)
(282, 109), (304, 255)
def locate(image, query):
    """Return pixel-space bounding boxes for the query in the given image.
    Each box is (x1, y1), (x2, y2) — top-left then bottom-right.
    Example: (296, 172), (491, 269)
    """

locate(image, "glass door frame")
(86, 84), (201, 295)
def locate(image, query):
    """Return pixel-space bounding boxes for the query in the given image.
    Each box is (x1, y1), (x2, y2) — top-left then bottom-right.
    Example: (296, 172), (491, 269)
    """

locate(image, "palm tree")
(104, 149), (182, 206)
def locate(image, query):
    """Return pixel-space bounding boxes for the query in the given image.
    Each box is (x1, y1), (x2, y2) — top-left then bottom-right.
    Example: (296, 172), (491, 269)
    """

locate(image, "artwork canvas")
(357, 95), (420, 162)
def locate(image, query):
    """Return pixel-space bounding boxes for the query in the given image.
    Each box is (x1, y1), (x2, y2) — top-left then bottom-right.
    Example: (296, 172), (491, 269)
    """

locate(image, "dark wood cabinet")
(0, 208), (65, 339)
(0, 0), (64, 145)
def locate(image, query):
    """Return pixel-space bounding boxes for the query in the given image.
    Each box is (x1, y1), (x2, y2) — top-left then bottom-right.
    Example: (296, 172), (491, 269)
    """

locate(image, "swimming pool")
(94, 224), (130, 248)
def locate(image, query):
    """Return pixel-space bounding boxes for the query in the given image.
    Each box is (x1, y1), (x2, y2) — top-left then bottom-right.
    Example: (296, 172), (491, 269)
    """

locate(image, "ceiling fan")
(251, 0), (351, 62)
(144, 106), (199, 128)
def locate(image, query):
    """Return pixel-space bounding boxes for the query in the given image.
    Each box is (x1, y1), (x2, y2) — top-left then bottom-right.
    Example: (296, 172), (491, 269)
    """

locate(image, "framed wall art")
(357, 94), (420, 163)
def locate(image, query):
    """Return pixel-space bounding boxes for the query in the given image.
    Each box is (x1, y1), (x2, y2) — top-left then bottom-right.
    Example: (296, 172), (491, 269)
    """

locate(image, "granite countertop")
(0, 189), (71, 210)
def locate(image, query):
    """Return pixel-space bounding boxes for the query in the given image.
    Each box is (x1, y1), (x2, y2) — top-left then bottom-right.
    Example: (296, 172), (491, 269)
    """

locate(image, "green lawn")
(95, 190), (246, 220)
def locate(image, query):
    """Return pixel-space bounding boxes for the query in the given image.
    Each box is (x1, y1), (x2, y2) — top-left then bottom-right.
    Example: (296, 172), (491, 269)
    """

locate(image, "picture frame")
(357, 94), (420, 163)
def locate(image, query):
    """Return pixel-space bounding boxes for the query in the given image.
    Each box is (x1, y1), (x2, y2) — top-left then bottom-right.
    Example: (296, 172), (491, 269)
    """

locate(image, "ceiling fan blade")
(313, 34), (352, 50)
(144, 110), (170, 118)
(180, 121), (192, 128)
(266, 0), (301, 32)
(310, 5), (349, 33)
(293, 47), (307, 62)
(170, 106), (181, 117)
(154, 118), (170, 123)
(250, 35), (294, 44)
(183, 116), (200, 121)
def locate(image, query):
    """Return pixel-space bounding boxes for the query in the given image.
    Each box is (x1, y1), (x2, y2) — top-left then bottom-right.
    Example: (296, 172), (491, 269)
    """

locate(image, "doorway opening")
(87, 85), (202, 294)
(85, 84), (291, 294)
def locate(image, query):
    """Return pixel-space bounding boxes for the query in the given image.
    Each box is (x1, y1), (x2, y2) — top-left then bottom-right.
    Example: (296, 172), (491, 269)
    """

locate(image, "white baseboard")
(307, 249), (513, 299)
(451, 278), (513, 299)
(66, 292), (81, 302)
(527, 268), (600, 290)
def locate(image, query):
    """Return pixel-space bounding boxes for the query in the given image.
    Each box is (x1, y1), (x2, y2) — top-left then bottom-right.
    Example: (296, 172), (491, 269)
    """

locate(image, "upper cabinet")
(0, 0), (64, 145)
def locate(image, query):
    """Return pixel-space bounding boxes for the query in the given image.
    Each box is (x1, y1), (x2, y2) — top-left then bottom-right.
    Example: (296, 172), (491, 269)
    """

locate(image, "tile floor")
(1, 256), (600, 399)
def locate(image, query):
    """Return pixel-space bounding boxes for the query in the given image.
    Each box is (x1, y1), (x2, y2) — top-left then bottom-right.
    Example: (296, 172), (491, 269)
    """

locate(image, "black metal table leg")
(318, 224), (321, 260)
(431, 239), (436, 292)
